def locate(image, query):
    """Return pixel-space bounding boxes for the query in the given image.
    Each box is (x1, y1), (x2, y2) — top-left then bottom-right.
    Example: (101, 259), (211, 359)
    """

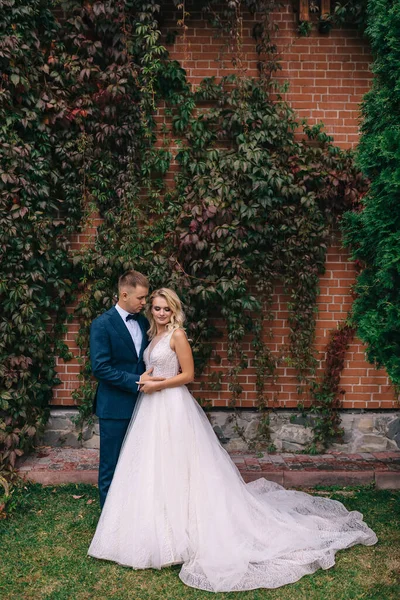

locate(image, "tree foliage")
(342, 0), (400, 388)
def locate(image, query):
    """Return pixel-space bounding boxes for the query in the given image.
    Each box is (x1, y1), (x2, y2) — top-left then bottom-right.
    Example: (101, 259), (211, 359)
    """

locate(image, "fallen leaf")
(72, 494), (83, 500)
(86, 499), (94, 505)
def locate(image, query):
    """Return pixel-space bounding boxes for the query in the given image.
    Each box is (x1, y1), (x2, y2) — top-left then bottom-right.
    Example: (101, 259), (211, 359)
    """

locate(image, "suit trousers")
(99, 418), (131, 509)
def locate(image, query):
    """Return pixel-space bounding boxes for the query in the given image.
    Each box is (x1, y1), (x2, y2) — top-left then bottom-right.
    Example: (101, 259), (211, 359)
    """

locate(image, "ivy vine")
(297, 0), (368, 37)
(0, 0), (86, 482)
(0, 0), (371, 485)
(170, 78), (367, 446)
(301, 323), (356, 453)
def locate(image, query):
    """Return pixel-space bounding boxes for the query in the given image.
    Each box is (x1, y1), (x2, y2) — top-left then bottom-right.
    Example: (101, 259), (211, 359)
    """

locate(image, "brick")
(375, 471), (400, 490)
(381, 401), (397, 408)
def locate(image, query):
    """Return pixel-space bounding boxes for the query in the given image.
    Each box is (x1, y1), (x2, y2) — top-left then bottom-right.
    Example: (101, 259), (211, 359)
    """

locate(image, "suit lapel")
(108, 307), (138, 360)
(138, 316), (149, 361)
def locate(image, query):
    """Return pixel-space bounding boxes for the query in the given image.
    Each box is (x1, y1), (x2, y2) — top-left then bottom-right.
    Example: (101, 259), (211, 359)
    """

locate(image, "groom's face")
(120, 285), (148, 314)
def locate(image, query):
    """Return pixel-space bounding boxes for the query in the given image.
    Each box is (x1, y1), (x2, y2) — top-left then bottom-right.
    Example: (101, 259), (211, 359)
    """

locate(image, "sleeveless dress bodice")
(143, 331), (180, 378)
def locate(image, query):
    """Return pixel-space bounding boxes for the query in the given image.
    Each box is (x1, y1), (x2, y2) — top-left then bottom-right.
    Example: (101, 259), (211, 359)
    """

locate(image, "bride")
(88, 288), (377, 593)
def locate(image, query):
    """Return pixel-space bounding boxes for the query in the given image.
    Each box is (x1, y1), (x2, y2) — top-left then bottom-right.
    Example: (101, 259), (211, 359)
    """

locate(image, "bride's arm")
(139, 329), (194, 393)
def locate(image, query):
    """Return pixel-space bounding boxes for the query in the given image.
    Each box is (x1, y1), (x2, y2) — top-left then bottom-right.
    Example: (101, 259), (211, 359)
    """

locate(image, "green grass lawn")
(0, 483), (399, 600)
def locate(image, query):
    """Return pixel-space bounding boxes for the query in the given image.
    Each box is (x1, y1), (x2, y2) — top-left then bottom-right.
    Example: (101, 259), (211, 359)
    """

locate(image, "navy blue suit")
(90, 306), (149, 507)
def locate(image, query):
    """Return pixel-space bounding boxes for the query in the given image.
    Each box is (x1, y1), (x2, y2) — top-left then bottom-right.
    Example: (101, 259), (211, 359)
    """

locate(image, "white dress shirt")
(115, 304), (143, 357)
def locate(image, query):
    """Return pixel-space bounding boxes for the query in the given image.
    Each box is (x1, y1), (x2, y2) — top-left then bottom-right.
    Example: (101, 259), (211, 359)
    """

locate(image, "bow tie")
(126, 313), (140, 322)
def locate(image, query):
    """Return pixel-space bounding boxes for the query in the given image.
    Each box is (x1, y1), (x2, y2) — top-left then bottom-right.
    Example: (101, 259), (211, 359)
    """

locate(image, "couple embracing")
(88, 270), (377, 593)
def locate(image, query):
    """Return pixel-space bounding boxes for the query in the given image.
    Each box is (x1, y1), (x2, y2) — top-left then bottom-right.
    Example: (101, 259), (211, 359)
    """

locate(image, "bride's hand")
(139, 368), (165, 384)
(139, 380), (163, 394)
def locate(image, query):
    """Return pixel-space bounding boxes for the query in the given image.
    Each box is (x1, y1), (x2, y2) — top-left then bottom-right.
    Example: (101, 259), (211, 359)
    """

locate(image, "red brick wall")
(163, 1), (372, 147)
(190, 238), (396, 410)
(52, 2), (397, 410)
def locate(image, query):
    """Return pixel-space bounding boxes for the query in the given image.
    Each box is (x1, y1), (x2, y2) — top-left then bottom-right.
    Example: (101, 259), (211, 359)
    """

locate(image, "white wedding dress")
(88, 330), (377, 592)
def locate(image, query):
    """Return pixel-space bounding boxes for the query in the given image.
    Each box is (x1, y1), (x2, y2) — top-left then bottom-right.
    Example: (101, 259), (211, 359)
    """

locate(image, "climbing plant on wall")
(169, 77), (367, 438)
(72, 2), (368, 430)
(0, 0), (371, 482)
(0, 0), (191, 477)
(0, 0), (85, 480)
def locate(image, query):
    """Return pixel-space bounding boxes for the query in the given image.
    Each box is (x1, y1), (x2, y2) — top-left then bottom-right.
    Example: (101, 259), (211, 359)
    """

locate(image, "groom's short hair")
(118, 270), (149, 291)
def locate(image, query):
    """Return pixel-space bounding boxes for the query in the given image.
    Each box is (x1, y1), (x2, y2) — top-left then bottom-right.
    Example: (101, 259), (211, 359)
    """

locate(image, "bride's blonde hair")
(146, 288), (185, 340)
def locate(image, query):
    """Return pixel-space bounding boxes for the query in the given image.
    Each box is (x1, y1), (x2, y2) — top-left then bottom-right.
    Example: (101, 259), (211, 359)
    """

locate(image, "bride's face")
(151, 296), (173, 327)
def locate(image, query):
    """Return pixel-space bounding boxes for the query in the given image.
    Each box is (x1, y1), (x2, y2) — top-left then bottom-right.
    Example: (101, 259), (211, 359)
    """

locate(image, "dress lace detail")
(88, 333), (377, 593)
(143, 330), (180, 378)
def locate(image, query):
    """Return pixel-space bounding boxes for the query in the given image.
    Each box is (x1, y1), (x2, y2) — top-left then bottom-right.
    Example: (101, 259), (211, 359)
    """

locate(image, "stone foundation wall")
(42, 409), (400, 454)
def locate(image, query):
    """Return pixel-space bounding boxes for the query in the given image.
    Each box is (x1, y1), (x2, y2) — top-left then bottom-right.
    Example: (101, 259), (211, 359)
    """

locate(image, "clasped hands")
(136, 368), (165, 394)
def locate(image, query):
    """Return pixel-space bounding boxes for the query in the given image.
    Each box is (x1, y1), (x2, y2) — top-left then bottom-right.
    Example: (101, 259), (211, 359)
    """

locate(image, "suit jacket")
(90, 306), (149, 420)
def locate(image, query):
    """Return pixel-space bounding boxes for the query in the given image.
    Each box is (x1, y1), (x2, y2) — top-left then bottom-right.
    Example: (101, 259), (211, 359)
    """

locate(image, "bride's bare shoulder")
(170, 328), (189, 349)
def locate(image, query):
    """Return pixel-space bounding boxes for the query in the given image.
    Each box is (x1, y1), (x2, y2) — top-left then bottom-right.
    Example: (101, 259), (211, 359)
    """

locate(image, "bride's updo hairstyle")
(147, 288), (185, 339)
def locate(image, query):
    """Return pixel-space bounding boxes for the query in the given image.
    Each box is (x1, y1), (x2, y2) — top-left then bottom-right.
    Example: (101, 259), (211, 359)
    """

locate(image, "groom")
(90, 270), (164, 508)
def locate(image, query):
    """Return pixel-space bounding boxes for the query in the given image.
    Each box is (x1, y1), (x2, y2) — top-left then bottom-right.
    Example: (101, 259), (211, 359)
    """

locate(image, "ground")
(0, 483), (399, 600)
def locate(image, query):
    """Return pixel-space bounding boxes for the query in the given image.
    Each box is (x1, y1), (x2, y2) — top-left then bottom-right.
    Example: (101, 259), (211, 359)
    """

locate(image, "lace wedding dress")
(88, 330), (377, 592)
